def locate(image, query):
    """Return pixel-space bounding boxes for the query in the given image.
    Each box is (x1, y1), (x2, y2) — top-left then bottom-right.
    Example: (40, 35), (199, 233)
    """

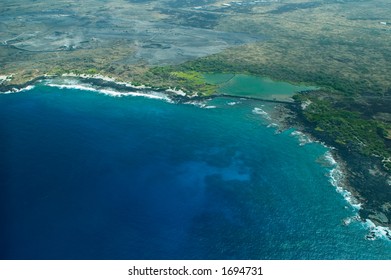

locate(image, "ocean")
(1, 83), (391, 259)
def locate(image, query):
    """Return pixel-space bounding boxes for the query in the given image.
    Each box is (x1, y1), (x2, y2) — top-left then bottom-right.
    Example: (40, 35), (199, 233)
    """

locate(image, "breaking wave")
(252, 107), (271, 120)
(45, 80), (172, 102)
(1, 85), (35, 94)
(364, 220), (391, 241)
(290, 130), (313, 146)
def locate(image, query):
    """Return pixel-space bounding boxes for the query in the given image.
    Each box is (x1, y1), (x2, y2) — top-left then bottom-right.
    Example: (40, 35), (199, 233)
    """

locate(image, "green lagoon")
(204, 74), (316, 101)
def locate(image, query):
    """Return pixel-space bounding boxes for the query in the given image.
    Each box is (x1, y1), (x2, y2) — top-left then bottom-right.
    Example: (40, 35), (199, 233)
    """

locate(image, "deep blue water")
(1, 85), (391, 259)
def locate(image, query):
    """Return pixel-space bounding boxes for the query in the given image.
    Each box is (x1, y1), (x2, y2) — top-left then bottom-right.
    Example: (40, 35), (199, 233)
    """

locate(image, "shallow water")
(203, 73), (316, 101)
(1, 85), (390, 259)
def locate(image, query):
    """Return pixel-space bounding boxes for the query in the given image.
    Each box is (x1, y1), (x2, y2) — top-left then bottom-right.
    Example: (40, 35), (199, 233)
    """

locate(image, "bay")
(0, 85), (390, 259)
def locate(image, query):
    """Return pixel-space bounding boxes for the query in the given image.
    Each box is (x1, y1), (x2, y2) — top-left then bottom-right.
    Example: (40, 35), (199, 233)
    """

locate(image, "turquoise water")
(203, 73), (316, 100)
(1, 84), (390, 259)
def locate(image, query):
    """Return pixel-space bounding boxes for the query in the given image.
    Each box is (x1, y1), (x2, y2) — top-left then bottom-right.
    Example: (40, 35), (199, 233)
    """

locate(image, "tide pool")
(0, 85), (390, 259)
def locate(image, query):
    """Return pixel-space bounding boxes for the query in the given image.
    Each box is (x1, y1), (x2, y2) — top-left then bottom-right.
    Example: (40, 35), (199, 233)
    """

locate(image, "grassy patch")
(140, 67), (217, 95)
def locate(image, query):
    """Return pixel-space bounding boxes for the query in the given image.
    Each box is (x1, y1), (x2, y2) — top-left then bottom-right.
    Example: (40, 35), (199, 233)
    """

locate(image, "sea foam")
(62, 73), (150, 90)
(322, 144), (391, 242)
(1, 85), (35, 94)
(46, 81), (172, 102)
(290, 130), (313, 146)
(184, 100), (217, 109)
(364, 219), (391, 241)
(324, 150), (362, 210)
(252, 107), (271, 120)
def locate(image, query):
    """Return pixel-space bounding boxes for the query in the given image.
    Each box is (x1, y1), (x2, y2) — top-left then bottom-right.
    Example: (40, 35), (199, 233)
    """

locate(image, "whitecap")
(323, 150), (337, 165)
(290, 130), (313, 146)
(267, 123), (279, 128)
(1, 85), (35, 94)
(46, 81), (172, 102)
(342, 217), (352, 226)
(184, 101), (204, 107)
(101, 89), (171, 101)
(46, 83), (97, 92)
(183, 100), (214, 108)
(322, 151), (363, 210)
(252, 107), (271, 120)
(364, 219), (391, 241)
(321, 150), (391, 239)
(62, 73), (152, 90)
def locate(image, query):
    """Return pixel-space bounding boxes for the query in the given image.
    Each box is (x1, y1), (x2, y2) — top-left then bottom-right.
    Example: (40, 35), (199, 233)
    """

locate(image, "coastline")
(2, 74), (391, 240)
(0, 73), (205, 103)
(282, 101), (391, 238)
(0, 75), (48, 94)
(279, 105), (391, 240)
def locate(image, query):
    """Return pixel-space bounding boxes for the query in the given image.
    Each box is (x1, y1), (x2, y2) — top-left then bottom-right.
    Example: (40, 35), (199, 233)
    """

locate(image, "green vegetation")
(170, 71), (216, 95)
(173, 47), (388, 97)
(140, 67), (217, 95)
(1, 0), (391, 225)
(294, 92), (391, 171)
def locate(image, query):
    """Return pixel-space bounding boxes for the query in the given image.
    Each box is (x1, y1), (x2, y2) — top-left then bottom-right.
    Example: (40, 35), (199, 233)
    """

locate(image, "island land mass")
(1, 0), (391, 228)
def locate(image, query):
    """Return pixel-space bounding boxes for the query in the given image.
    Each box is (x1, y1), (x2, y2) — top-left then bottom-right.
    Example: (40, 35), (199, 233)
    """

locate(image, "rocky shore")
(2, 75), (391, 237)
(283, 100), (391, 232)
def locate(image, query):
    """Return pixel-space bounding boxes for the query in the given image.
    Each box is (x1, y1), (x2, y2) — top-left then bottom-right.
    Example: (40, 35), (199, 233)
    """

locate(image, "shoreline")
(282, 102), (391, 237)
(0, 74), (204, 103)
(265, 103), (391, 240)
(2, 74), (391, 239)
